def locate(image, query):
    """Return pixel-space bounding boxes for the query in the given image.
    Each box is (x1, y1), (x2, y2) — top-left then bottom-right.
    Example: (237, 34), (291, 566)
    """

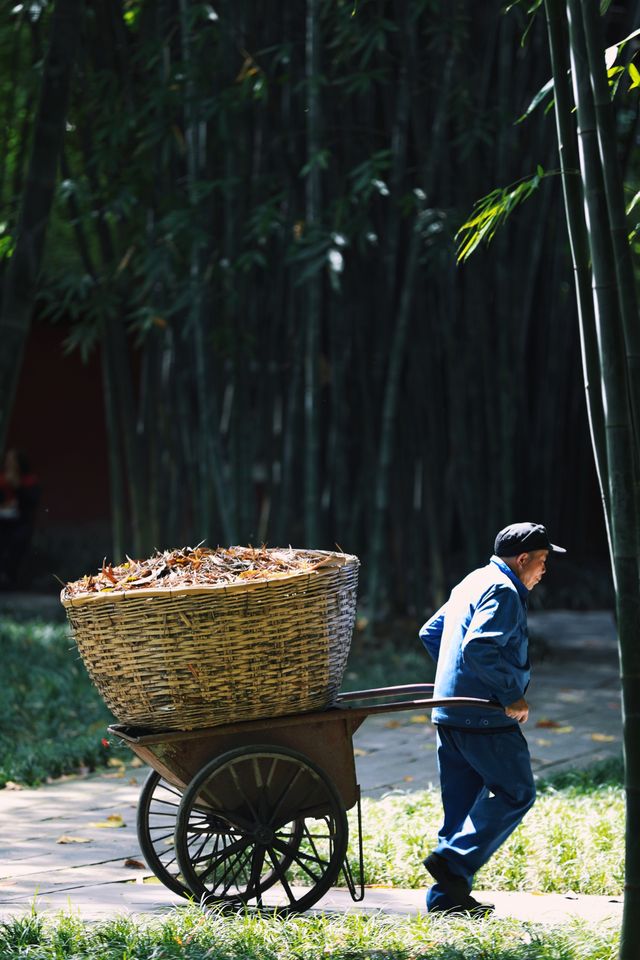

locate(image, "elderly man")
(419, 522), (565, 916)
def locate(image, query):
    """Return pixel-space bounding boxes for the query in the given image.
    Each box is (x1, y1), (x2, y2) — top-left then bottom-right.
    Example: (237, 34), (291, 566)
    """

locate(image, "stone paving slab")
(0, 609), (624, 925)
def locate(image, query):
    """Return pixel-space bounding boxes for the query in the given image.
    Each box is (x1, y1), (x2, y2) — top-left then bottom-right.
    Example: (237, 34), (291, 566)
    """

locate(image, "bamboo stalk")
(565, 1), (640, 948)
(544, 0), (610, 531)
(0, 33), (20, 213)
(304, 0), (322, 547)
(580, 0), (640, 464)
(565, 0), (627, 555)
(59, 149), (127, 560)
(100, 323), (127, 562)
(367, 203), (423, 623)
(179, 0), (236, 546)
(0, 0), (83, 452)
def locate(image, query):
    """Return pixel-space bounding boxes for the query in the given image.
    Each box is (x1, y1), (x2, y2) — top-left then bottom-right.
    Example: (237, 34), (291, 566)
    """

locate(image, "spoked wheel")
(175, 745), (349, 914)
(136, 770), (191, 897)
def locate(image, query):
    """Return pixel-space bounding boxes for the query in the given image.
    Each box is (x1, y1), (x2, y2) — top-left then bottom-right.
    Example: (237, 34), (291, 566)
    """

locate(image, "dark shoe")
(423, 852), (470, 903)
(461, 895), (495, 918)
(429, 895), (495, 918)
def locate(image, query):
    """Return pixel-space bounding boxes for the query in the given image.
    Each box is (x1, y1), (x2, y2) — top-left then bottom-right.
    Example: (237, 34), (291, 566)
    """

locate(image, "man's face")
(516, 549), (549, 590)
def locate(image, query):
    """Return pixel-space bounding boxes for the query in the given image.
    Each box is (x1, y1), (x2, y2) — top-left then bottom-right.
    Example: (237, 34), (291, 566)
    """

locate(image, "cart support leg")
(342, 791), (365, 902)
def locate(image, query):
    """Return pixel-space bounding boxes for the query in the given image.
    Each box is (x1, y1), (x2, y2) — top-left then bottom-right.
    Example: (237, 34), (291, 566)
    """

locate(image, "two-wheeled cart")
(110, 684), (500, 914)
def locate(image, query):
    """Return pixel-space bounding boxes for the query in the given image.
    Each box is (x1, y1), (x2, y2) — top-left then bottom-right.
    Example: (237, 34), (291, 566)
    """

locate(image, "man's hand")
(505, 697), (529, 724)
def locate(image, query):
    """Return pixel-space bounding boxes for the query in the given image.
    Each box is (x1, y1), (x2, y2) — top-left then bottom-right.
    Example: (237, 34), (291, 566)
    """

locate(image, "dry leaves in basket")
(62, 545), (345, 599)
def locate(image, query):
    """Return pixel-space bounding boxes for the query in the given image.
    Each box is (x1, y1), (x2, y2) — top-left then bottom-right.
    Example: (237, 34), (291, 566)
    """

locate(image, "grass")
(0, 617), (117, 787)
(0, 907), (621, 960)
(350, 765), (624, 895)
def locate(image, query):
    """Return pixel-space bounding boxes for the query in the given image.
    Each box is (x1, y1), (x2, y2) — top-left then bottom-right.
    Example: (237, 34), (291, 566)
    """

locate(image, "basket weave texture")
(61, 550), (359, 732)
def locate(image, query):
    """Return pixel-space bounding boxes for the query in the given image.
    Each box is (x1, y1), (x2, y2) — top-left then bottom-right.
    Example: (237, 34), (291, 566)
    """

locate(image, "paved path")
(0, 608), (623, 925)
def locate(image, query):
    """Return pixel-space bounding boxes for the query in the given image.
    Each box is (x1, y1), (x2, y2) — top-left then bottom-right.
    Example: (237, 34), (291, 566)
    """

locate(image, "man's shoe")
(461, 895), (495, 918)
(428, 895), (495, 918)
(423, 853), (470, 903)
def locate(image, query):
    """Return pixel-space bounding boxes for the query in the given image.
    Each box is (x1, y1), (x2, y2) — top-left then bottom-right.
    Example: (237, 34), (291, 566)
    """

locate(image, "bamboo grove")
(545, 2), (640, 955)
(1, 0), (639, 619)
(458, 1), (640, 954)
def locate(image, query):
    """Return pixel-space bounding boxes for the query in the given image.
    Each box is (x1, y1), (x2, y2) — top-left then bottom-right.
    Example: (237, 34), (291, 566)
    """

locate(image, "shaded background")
(4, 0), (635, 615)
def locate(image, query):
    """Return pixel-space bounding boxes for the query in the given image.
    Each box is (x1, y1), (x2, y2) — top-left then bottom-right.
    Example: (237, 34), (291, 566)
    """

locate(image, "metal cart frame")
(110, 684), (501, 913)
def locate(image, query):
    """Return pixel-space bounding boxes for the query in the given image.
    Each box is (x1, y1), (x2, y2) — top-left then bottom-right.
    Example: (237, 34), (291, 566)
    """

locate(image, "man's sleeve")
(419, 604), (447, 664)
(460, 588), (524, 706)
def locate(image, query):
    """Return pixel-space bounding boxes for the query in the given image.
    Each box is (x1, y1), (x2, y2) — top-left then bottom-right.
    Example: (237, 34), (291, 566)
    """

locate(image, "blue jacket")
(419, 556), (530, 729)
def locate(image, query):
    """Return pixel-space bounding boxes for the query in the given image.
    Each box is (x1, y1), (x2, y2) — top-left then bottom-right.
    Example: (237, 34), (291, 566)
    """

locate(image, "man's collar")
(490, 555), (529, 600)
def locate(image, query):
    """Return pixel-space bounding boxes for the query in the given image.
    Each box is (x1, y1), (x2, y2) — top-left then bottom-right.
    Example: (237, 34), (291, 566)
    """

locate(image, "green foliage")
(0, 617), (117, 787)
(0, 908), (621, 960)
(455, 168), (552, 262)
(517, 78), (554, 123)
(0, 231), (15, 260)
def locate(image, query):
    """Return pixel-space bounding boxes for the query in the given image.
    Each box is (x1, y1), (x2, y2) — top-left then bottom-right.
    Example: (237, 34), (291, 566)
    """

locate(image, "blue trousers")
(426, 724), (536, 911)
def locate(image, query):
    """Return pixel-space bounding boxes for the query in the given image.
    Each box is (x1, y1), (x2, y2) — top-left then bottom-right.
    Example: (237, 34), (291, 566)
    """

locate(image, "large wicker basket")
(61, 550), (359, 732)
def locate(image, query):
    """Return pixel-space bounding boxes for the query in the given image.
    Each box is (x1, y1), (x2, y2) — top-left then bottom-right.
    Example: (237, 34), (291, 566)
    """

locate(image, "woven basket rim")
(60, 548), (359, 608)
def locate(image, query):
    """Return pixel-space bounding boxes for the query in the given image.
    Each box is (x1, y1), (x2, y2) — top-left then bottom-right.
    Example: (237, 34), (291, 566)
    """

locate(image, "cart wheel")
(175, 744), (348, 914)
(137, 770), (191, 897)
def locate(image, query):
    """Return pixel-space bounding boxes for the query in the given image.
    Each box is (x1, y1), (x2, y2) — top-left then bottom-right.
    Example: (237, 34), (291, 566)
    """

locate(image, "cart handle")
(337, 683), (436, 703)
(335, 683), (504, 715)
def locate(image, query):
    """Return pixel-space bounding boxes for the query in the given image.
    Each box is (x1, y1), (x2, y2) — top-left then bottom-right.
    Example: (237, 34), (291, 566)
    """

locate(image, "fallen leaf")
(557, 691), (581, 702)
(536, 718), (562, 728)
(353, 748), (368, 757)
(129, 757), (144, 768)
(590, 733), (615, 742)
(403, 775), (414, 782)
(57, 835), (92, 844)
(91, 814), (125, 829)
(553, 726), (574, 734)
(142, 875), (162, 884)
(124, 858), (146, 869)
(108, 757), (126, 768)
(535, 738), (552, 746)
(410, 715), (429, 723)
(384, 720), (402, 729)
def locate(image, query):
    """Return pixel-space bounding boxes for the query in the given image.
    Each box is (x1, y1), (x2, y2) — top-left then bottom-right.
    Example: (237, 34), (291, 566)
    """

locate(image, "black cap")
(494, 522), (566, 557)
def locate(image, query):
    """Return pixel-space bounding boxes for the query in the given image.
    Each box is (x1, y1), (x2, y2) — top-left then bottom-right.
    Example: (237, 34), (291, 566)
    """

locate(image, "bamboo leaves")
(628, 62), (640, 91)
(455, 168), (551, 262)
(626, 189), (640, 217)
(517, 77), (555, 121)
